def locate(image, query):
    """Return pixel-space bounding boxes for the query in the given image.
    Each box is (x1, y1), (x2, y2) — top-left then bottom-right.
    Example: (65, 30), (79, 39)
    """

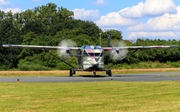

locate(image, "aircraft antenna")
(62, 36), (64, 41)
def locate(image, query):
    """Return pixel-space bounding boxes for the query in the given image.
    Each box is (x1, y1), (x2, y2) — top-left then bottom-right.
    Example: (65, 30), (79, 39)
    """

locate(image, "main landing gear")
(69, 69), (76, 76)
(69, 69), (112, 77)
(93, 70), (112, 77)
(106, 69), (112, 77)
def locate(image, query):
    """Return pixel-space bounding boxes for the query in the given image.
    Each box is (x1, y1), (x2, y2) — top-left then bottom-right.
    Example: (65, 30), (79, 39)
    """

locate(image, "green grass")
(1, 81), (180, 112)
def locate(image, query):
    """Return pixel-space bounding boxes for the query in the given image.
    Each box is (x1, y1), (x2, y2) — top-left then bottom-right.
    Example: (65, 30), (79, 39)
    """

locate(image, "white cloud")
(174, 25), (180, 31)
(127, 31), (179, 40)
(144, 0), (176, 16)
(128, 31), (178, 39)
(127, 6), (180, 32)
(3, 8), (21, 13)
(96, 11), (139, 27)
(95, 0), (107, 5)
(72, 8), (100, 20)
(0, 0), (8, 6)
(125, 6), (180, 40)
(120, 0), (177, 18)
(120, 2), (144, 18)
(0, 0), (21, 13)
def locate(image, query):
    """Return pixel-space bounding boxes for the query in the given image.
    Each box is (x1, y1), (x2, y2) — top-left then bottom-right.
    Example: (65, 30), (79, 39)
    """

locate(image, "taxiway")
(1, 72), (180, 82)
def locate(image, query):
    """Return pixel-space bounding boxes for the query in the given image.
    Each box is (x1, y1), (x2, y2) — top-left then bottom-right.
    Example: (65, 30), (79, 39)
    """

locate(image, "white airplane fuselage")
(80, 46), (104, 71)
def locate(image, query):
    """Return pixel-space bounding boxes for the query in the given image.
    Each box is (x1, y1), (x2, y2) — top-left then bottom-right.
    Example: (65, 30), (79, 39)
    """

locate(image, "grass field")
(1, 81), (180, 112)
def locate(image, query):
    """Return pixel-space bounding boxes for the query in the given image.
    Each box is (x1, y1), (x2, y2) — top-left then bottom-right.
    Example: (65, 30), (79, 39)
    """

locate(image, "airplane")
(2, 36), (178, 77)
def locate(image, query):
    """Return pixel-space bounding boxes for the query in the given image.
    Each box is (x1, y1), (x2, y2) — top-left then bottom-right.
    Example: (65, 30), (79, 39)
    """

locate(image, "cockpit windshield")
(95, 53), (100, 56)
(89, 53), (94, 56)
(84, 52), (103, 57)
(88, 53), (100, 56)
(82, 46), (103, 57)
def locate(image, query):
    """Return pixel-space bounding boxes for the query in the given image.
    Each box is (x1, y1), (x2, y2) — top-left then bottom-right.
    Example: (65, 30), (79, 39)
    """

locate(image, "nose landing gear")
(93, 70), (96, 77)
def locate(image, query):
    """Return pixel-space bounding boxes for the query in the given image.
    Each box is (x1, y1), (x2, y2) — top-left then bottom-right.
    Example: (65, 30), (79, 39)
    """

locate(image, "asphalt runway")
(1, 72), (180, 82)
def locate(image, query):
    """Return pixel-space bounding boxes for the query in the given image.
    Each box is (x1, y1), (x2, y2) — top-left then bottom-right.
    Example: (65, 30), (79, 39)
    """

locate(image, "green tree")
(0, 11), (21, 69)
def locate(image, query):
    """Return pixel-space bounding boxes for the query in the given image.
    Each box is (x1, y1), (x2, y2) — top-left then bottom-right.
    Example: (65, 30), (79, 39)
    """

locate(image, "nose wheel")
(93, 71), (96, 77)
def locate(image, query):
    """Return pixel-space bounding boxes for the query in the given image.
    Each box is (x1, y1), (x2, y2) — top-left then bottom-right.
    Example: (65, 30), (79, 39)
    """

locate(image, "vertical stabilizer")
(61, 36), (64, 41)
(107, 35), (111, 60)
(108, 35), (111, 47)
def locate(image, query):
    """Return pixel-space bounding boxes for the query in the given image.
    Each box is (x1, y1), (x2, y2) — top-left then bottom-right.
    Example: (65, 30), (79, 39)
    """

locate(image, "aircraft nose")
(95, 58), (99, 62)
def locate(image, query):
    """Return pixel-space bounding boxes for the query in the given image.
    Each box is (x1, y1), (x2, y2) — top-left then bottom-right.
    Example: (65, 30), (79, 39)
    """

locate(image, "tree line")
(0, 3), (180, 70)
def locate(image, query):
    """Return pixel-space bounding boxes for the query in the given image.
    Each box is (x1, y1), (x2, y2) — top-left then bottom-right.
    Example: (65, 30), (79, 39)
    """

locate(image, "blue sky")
(1, 0), (180, 40)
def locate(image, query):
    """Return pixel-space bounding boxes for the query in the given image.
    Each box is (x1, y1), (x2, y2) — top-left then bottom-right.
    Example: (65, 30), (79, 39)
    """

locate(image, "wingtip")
(2, 44), (10, 47)
(170, 45), (178, 47)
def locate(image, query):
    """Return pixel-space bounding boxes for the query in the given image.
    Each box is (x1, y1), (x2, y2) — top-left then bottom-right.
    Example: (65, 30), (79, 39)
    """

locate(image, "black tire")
(69, 69), (73, 77)
(106, 70), (112, 77)
(108, 70), (112, 77)
(73, 70), (76, 74)
(93, 71), (96, 77)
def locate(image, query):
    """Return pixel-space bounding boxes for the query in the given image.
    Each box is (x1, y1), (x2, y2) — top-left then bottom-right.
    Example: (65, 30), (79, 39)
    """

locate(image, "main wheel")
(106, 70), (112, 77)
(73, 70), (76, 74)
(69, 69), (73, 77)
(108, 70), (112, 77)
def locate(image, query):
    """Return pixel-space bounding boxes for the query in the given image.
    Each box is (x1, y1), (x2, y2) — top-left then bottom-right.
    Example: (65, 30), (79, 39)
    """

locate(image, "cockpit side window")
(100, 51), (103, 57)
(83, 51), (89, 57)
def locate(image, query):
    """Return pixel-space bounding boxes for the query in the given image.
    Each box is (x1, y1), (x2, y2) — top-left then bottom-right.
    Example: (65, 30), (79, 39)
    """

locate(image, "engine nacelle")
(110, 47), (128, 61)
(114, 47), (120, 54)
(65, 48), (70, 54)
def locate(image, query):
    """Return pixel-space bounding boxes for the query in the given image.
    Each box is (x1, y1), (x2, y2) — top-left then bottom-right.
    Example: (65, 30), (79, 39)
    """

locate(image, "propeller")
(57, 39), (77, 59)
(110, 41), (128, 61)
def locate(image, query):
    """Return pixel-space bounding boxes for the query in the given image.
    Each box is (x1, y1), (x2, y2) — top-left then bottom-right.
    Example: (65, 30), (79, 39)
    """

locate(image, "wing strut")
(43, 49), (76, 69)
(106, 49), (139, 69)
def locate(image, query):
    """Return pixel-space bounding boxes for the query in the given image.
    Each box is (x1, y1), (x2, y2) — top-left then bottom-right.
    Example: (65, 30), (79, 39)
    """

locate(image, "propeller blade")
(57, 39), (77, 59)
(110, 41), (128, 61)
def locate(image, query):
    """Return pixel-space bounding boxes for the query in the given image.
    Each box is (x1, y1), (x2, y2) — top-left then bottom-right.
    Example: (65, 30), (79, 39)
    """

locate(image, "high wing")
(103, 45), (178, 51)
(3, 44), (178, 51)
(2, 44), (80, 51)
